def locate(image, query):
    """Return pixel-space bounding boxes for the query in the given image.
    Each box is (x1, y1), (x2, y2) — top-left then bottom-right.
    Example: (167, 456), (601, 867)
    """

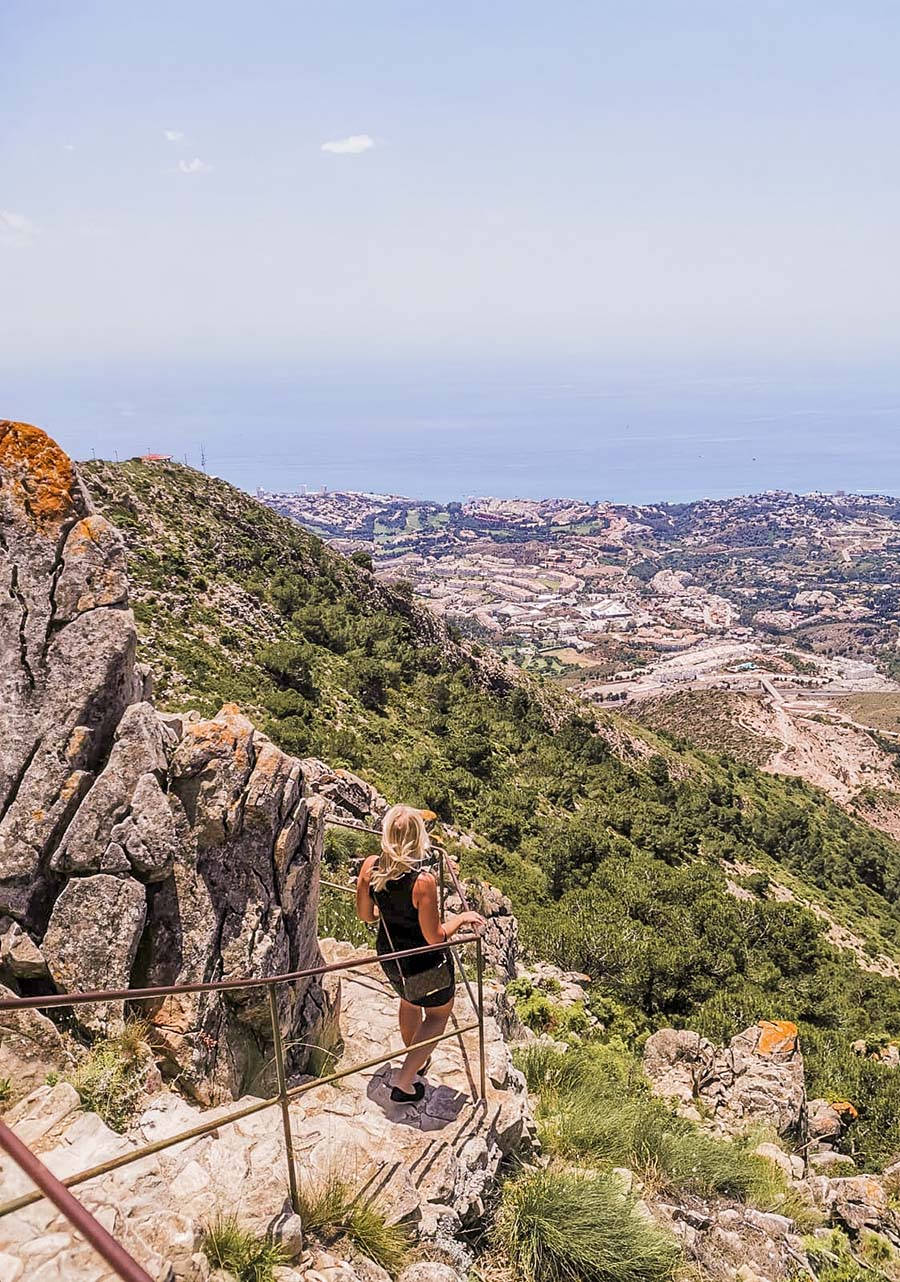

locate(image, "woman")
(356, 804), (485, 1103)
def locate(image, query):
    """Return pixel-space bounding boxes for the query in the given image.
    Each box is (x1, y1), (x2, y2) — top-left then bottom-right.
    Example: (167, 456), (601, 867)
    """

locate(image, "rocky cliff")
(0, 421), (335, 1101)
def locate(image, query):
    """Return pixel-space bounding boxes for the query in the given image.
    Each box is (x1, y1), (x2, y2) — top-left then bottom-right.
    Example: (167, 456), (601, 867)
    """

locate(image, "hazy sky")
(3, 1), (899, 375)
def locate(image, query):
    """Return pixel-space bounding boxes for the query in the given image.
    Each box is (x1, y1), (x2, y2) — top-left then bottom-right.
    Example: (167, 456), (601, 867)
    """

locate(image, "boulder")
(807, 1097), (856, 1142)
(397, 1266), (465, 1282)
(41, 875), (147, 1033)
(643, 1028), (716, 1107)
(805, 1174), (894, 1234)
(644, 1020), (805, 1137)
(721, 1021), (805, 1134)
(0, 919), (48, 980)
(0, 985), (72, 1101)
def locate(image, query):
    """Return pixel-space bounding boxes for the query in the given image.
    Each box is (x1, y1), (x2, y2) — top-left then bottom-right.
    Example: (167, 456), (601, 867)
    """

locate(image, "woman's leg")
(398, 998), (423, 1047)
(393, 997), (454, 1093)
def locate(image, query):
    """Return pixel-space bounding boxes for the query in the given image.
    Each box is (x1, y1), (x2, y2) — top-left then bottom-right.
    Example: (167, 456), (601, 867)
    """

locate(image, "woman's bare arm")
(355, 855), (379, 924)
(413, 872), (444, 945)
(413, 872), (486, 944)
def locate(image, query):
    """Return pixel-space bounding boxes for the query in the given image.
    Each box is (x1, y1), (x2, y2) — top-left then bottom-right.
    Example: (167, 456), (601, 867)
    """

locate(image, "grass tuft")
(517, 1042), (819, 1226)
(495, 1166), (679, 1282)
(69, 1018), (152, 1132)
(201, 1215), (286, 1282)
(296, 1167), (410, 1275)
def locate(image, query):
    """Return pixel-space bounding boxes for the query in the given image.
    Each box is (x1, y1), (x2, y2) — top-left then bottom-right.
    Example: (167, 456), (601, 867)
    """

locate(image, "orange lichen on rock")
(832, 1099), (859, 1119)
(0, 420), (78, 533)
(418, 809), (438, 822)
(67, 513), (106, 548)
(756, 1019), (799, 1057)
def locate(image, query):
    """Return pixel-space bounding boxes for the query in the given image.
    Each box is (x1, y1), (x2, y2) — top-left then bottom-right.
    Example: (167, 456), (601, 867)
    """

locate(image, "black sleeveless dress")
(370, 868), (456, 1008)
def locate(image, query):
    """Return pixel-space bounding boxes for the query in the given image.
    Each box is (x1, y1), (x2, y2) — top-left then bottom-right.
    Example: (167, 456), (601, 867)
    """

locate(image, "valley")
(263, 486), (900, 826)
(262, 487), (900, 700)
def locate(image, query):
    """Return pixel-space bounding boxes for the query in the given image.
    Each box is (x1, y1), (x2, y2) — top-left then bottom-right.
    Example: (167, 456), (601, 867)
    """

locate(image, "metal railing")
(0, 1122), (155, 1282)
(0, 818), (489, 1281)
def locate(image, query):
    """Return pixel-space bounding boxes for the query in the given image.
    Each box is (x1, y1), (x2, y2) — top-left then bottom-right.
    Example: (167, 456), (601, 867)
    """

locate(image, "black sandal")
(417, 1055), (432, 1076)
(390, 1082), (425, 1104)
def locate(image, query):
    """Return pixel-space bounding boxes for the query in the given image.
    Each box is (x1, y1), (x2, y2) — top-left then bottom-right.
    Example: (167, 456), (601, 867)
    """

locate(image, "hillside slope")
(632, 689), (900, 841)
(83, 458), (900, 1165)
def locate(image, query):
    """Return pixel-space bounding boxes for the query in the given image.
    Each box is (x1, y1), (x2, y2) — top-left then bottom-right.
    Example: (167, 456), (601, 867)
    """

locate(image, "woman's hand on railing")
(443, 910), (487, 939)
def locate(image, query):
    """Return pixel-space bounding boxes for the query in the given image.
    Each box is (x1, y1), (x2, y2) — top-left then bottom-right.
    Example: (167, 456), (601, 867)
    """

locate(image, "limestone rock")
(42, 875), (146, 1033)
(0, 422), (138, 927)
(804, 1174), (893, 1233)
(0, 985), (71, 1102)
(51, 702), (169, 877)
(141, 706), (336, 1100)
(304, 764), (386, 824)
(0, 919), (48, 979)
(644, 1020), (805, 1137)
(753, 1141), (795, 1182)
(397, 1265), (464, 1282)
(268, 1211), (304, 1260)
(807, 1097), (857, 1142)
(53, 513), (128, 622)
(109, 772), (179, 882)
(643, 1028), (716, 1105)
(445, 880), (518, 981)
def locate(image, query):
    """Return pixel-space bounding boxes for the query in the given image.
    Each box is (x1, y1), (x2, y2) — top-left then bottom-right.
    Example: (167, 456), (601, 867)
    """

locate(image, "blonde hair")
(371, 804), (429, 892)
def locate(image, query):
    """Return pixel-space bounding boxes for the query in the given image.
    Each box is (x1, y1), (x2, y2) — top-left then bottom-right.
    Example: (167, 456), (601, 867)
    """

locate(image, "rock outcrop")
(644, 1020), (806, 1137)
(0, 423), (336, 1101)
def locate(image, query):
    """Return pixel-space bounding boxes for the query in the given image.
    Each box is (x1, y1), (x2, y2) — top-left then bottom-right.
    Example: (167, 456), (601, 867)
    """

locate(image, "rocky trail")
(0, 940), (530, 1281)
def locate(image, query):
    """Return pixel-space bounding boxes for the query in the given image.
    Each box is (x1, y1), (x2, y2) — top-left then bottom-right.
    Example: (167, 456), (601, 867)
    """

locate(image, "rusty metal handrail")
(0, 935), (482, 1218)
(0, 935), (475, 1012)
(0, 1120), (154, 1282)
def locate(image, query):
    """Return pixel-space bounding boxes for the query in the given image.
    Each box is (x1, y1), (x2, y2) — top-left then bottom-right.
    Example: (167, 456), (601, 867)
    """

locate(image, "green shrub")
(805, 1228), (892, 1282)
(201, 1215), (286, 1282)
(0, 1077), (11, 1106)
(495, 1167), (679, 1282)
(507, 978), (591, 1039)
(69, 1019), (152, 1132)
(525, 1044), (810, 1214)
(256, 640), (316, 696)
(318, 884), (373, 947)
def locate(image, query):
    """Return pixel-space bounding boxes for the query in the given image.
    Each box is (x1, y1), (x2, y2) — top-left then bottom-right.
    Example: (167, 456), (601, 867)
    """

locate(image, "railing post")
(267, 983), (300, 1214)
(438, 849), (446, 920)
(476, 934), (486, 1102)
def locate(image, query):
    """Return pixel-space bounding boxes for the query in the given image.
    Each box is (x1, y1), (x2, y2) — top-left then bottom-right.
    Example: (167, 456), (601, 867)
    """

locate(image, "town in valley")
(261, 488), (900, 715)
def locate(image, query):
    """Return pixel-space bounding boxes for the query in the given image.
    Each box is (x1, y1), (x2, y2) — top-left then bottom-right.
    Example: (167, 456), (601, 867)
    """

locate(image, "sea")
(8, 358), (900, 505)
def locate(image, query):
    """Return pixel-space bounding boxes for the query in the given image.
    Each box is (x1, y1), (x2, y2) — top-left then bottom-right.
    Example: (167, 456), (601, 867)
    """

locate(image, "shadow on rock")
(367, 1063), (467, 1131)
